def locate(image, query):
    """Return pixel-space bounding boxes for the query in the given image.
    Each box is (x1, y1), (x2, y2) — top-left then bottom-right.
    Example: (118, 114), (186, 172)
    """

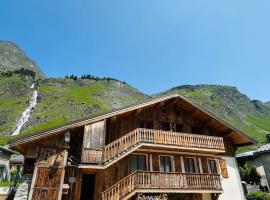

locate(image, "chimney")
(267, 134), (270, 143)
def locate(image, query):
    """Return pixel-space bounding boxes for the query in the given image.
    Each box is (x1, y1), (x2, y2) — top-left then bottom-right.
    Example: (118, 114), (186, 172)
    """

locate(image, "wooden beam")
(135, 109), (142, 116)
(190, 109), (201, 117)
(204, 118), (216, 127)
(111, 116), (117, 121)
(223, 131), (235, 137)
(155, 101), (165, 109)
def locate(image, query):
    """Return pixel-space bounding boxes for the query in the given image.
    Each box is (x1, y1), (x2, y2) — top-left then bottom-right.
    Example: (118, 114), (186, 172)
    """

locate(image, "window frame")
(130, 153), (148, 172)
(207, 158), (219, 174)
(184, 156), (199, 173)
(159, 155), (175, 172)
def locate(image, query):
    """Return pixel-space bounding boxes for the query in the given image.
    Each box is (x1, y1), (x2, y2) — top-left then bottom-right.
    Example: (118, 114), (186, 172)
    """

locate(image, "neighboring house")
(0, 146), (17, 182)
(237, 135), (270, 192)
(9, 93), (256, 200)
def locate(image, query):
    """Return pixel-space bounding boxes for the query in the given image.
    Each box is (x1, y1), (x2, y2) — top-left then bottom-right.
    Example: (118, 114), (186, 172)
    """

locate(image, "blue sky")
(1, 0), (269, 101)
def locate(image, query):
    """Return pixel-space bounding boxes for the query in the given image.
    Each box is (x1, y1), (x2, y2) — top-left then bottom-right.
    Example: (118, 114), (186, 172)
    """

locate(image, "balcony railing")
(103, 128), (225, 162)
(81, 128), (225, 164)
(101, 171), (222, 200)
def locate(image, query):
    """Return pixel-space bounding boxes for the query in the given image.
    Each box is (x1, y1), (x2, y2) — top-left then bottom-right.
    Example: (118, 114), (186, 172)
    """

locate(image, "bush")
(240, 164), (261, 185)
(247, 191), (270, 200)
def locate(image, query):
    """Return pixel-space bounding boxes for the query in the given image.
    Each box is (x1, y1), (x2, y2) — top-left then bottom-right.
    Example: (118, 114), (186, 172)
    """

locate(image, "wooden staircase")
(81, 128), (225, 168)
(101, 171), (223, 200)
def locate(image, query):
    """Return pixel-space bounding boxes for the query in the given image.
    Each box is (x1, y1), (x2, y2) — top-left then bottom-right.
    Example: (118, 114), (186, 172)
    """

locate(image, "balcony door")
(131, 154), (147, 172)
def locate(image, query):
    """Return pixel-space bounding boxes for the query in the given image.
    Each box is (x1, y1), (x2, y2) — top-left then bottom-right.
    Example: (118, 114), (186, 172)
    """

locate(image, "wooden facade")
(9, 94), (255, 200)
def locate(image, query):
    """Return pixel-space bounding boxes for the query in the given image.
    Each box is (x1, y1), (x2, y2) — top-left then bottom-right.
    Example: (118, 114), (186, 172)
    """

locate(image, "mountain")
(0, 41), (46, 79)
(161, 85), (270, 151)
(0, 74), (147, 140)
(0, 42), (269, 153)
(265, 102), (270, 109)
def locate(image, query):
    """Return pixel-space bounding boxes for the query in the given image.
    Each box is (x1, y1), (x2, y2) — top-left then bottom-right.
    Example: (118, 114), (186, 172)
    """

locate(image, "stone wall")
(14, 176), (32, 200)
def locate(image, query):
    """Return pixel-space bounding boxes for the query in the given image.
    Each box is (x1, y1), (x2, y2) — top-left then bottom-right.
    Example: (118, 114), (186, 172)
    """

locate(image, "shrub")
(240, 164), (261, 185)
(247, 191), (270, 200)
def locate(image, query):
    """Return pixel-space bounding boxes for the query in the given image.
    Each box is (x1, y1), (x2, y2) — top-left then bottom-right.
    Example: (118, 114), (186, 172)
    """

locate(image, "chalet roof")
(9, 92), (256, 148)
(0, 145), (17, 155)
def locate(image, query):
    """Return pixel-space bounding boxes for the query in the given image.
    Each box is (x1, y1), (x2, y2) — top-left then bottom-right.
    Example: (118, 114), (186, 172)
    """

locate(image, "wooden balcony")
(101, 171), (222, 200)
(81, 128), (225, 164)
(103, 128), (225, 162)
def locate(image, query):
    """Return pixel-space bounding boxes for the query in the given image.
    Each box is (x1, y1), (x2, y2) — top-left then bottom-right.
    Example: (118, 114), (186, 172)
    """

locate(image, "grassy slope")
(165, 85), (270, 152)
(0, 76), (147, 144)
(0, 75), (31, 134)
(20, 78), (148, 135)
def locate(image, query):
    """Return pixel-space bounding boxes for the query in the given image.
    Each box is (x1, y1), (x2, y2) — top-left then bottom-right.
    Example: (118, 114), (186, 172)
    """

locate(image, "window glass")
(175, 124), (184, 132)
(185, 157), (196, 173)
(139, 120), (154, 129)
(208, 159), (218, 174)
(131, 154), (146, 172)
(161, 122), (170, 131)
(191, 126), (203, 134)
(160, 156), (172, 172)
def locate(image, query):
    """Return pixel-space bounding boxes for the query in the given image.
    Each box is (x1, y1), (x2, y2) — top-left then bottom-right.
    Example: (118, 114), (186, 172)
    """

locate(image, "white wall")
(219, 156), (245, 200)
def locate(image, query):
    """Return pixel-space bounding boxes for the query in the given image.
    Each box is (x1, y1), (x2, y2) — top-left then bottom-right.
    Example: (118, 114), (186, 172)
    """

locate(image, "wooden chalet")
(9, 93), (255, 200)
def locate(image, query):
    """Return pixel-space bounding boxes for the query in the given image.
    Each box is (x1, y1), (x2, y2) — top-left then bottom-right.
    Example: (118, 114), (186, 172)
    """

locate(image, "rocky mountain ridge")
(0, 41), (45, 79)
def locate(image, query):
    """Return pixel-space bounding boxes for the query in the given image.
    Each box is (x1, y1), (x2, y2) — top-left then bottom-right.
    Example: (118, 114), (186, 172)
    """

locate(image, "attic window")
(191, 126), (203, 134)
(139, 120), (154, 129)
(175, 124), (184, 132)
(161, 122), (170, 131)
(176, 110), (182, 116)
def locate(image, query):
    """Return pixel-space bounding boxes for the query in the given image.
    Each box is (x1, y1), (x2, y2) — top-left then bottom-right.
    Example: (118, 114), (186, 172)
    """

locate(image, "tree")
(240, 164), (261, 185)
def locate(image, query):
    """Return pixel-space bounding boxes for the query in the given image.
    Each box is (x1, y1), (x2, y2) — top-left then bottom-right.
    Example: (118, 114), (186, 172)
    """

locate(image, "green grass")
(0, 136), (9, 146)
(20, 118), (68, 135)
(0, 74), (30, 135)
(246, 115), (270, 132)
(0, 181), (12, 187)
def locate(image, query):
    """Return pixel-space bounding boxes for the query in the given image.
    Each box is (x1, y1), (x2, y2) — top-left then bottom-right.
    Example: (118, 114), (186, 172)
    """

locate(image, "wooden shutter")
(29, 149), (68, 200)
(219, 159), (229, 178)
(84, 120), (105, 150)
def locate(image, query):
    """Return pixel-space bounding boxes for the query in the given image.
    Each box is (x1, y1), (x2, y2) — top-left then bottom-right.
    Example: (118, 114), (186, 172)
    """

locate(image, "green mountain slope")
(0, 73), (147, 139)
(0, 74), (33, 136)
(162, 85), (270, 151)
(21, 77), (148, 135)
(0, 41), (45, 79)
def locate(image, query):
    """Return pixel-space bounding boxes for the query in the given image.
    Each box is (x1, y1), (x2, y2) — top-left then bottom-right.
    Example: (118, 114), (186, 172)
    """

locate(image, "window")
(191, 126), (203, 134)
(160, 156), (172, 172)
(131, 154), (147, 172)
(139, 120), (154, 129)
(185, 157), (196, 173)
(161, 122), (170, 131)
(208, 159), (218, 174)
(175, 124), (184, 132)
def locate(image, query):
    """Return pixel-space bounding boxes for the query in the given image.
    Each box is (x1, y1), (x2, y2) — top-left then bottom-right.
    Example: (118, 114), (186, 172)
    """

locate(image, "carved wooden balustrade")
(101, 171), (222, 200)
(103, 128), (225, 162)
(82, 128), (225, 164)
